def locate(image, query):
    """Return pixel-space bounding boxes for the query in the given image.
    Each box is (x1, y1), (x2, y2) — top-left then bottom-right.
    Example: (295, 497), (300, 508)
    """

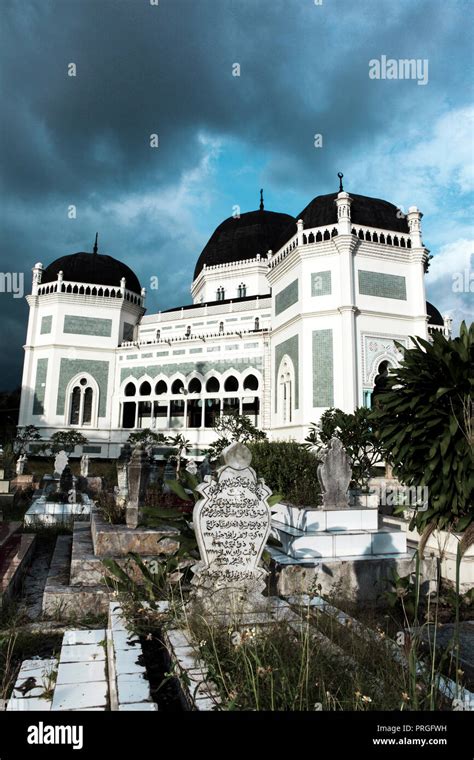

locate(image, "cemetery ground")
(0, 449), (472, 716)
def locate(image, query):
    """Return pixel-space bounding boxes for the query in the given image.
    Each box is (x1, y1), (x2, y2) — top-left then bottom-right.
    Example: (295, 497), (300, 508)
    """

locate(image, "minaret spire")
(259, 188), (264, 211)
(93, 232), (98, 255)
(337, 172), (344, 192)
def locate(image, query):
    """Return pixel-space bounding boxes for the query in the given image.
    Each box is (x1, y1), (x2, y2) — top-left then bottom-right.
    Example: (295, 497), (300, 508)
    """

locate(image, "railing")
(268, 223), (413, 270)
(121, 327), (269, 349)
(36, 279), (144, 307)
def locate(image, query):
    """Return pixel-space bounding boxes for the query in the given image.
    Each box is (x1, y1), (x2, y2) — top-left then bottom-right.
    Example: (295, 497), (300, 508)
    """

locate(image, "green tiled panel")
(358, 270), (406, 300)
(33, 358), (48, 415)
(312, 329), (334, 407)
(40, 315), (52, 334)
(121, 357), (263, 384)
(64, 315), (112, 337)
(190, 348), (203, 354)
(274, 335), (299, 411)
(275, 279), (299, 316)
(83, 445), (102, 454)
(56, 359), (109, 417)
(311, 271), (332, 297)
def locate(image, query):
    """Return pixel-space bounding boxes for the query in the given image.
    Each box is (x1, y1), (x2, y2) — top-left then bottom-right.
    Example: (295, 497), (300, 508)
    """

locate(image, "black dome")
(42, 252), (142, 295)
(193, 209), (294, 280)
(426, 301), (444, 326)
(277, 192), (410, 249)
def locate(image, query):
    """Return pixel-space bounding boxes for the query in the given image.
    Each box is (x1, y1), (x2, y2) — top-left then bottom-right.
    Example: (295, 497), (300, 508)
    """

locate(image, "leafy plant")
(127, 429), (167, 449)
(14, 425), (42, 455)
(305, 407), (384, 489)
(103, 553), (183, 602)
(47, 430), (89, 454)
(369, 322), (473, 532)
(166, 434), (191, 474)
(383, 569), (419, 618)
(248, 440), (320, 507)
(206, 412), (267, 462)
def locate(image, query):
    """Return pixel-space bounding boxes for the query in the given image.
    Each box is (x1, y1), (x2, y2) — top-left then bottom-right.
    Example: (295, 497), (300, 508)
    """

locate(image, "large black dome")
(277, 192), (410, 248)
(193, 208), (294, 280)
(41, 252), (142, 295)
(426, 301), (444, 326)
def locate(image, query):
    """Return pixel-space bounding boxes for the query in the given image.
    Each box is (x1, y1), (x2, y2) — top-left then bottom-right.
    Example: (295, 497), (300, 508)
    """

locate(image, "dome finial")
(259, 188), (264, 211)
(337, 172), (344, 192)
(93, 232), (98, 255)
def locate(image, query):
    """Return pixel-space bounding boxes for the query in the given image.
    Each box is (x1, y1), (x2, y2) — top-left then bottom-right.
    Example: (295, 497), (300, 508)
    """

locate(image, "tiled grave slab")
(60, 643), (106, 663)
(118, 702), (158, 711)
(116, 673), (151, 705)
(57, 659), (106, 684)
(52, 680), (108, 711)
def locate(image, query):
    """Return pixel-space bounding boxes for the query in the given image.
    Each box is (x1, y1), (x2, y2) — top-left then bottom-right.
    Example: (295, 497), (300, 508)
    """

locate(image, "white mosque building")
(18, 178), (450, 459)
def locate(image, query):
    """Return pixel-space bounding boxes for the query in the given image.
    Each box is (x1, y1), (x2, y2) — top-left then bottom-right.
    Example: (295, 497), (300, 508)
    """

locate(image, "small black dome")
(193, 209), (294, 280)
(277, 192), (410, 248)
(42, 252), (141, 295)
(426, 301), (444, 326)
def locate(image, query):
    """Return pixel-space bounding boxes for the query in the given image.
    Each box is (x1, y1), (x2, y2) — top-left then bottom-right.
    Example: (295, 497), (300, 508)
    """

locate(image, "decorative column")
(32, 262), (43, 295)
(296, 218), (304, 246)
(335, 192), (353, 236)
(407, 207), (423, 248)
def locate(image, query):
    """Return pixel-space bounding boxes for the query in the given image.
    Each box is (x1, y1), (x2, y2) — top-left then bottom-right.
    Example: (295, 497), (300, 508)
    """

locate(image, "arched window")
(185, 325), (191, 337)
(156, 329), (161, 342)
(124, 382), (136, 397)
(70, 387), (81, 425)
(238, 282), (247, 298)
(82, 387), (93, 425)
(188, 377), (202, 393)
(68, 377), (96, 426)
(139, 381), (151, 396)
(278, 357), (294, 424)
(155, 380), (167, 395)
(206, 376), (220, 393)
(254, 317), (260, 331)
(219, 321), (224, 334)
(224, 375), (239, 392)
(216, 286), (225, 302)
(171, 379), (184, 394)
(243, 374), (259, 391)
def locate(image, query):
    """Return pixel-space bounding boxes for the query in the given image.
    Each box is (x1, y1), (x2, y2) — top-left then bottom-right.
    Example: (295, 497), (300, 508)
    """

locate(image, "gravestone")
(80, 454), (89, 478)
(116, 444), (131, 507)
(126, 445), (151, 529)
(199, 455), (211, 482)
(317, 437), (352, 509)
(15, 454), (27, 476)
(54, 451), (68, 479)
(59, 465), (74, 496)
(185, 459), (198, 477)
(162, 458), (177, 494)
(191, 442), (272, 618)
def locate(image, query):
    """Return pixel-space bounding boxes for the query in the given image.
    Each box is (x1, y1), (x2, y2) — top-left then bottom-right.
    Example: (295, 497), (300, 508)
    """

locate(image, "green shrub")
(248, 440), (321, 507)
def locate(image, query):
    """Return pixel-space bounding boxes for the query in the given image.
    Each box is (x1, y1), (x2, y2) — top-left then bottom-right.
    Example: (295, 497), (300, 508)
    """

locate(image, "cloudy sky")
(0, 0), (472, 390)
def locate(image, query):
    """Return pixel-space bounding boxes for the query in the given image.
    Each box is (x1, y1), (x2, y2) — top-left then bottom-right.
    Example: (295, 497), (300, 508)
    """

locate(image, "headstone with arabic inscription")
(191, 442), (272, 616)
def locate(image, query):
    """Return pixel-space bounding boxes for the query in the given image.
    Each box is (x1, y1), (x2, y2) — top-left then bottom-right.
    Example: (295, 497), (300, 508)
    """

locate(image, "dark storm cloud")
(0, 0), (472, 389)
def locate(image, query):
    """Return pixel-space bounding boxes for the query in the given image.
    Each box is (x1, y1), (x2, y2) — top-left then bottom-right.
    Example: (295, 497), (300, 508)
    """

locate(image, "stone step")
(42, 535), (110, 618)
(271, 522), (407, 559)
(0, 521), (21, 549)
(0, 533), (36, 608)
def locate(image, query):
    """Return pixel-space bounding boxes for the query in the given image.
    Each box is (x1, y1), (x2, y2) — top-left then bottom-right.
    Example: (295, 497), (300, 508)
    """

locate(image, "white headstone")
(80, 454), (89, 478)
(54, 450), (69, 478)
(191, 442), (272, 617)
(16, 454), (27, 475)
